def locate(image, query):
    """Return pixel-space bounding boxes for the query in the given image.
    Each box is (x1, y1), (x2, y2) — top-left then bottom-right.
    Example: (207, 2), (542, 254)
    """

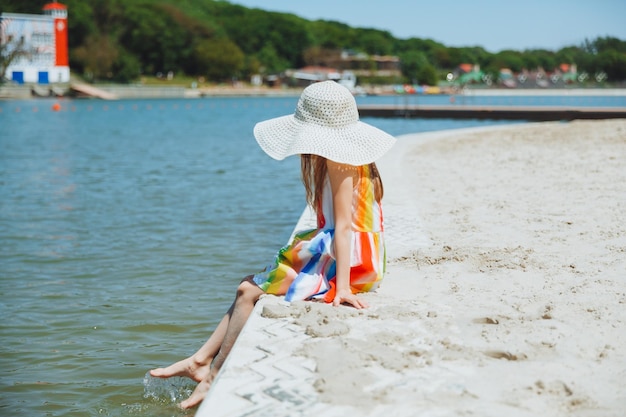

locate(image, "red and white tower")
(42, 1), (69, 82)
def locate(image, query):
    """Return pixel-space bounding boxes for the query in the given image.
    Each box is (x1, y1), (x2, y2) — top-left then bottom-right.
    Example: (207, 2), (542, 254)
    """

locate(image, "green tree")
(218, 9), (270, 56)
(354, 28), (394, 55)
(242, 55), (262, 78)
(63, 0), (98, 50)
(555, 46), (584, 66)
(400, 51), (438, 84)
(119, 4), (192, 75)
(596, 50), (626, 81)
(522, 49), (556, 71)
(110, 48), (141, 83)
(256, 42), (290, 74)
(446, 47), (481, 68)
(219, 9), (310, 69)
(89, 0), (125, 35)
(417, 64), (439, 85)
(72, 34), (118, 81)
(485, 50), (525, 73)
(590, 36), (626, 54)
(0, 0), (43, 13)
(266, 14), (312, 68)
(192, 38), (244, 81)
(581, 37), (626, 80)
(307, 20), (355, 49)
(431, 46), (452, 68)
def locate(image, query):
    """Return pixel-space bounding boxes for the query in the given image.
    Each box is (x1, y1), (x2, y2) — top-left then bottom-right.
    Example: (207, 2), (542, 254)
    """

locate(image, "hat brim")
(254, 114), (396, 166)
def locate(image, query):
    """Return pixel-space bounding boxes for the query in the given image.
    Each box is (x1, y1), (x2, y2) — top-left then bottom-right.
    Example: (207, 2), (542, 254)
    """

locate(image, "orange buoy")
(52, 103), (61, 112)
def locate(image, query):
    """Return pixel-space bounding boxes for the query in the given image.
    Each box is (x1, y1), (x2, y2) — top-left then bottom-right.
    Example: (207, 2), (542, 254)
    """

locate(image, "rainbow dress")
(252, 165), (386, 303)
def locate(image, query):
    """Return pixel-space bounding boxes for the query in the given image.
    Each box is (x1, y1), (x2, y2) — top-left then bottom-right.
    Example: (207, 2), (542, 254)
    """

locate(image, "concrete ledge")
(358, 104), (626, 120)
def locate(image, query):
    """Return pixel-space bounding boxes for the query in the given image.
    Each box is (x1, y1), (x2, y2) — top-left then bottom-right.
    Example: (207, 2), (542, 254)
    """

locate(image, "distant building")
(301, 49), (401, 79)
(328, 50), (401, 78)
(287, 66), (342, 86)
(1, 1), (69, 84)
(454, 63), (484, 85)
(284, 66), (358, 91)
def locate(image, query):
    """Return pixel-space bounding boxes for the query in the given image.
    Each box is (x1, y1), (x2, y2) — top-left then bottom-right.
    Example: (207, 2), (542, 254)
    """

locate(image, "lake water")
(0, 93), (624, 416)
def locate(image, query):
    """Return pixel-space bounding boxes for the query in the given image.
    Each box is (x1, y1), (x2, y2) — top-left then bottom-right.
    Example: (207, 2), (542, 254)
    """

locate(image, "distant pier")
(358, 104), (626, 121)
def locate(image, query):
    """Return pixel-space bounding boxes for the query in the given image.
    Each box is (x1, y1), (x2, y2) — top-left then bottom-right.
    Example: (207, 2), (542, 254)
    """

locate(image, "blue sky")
(231, 0), (626, 52)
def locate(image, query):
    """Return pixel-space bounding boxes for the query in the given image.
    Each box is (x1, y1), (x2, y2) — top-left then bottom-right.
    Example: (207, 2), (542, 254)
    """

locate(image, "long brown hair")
(300, 154), (384, 212)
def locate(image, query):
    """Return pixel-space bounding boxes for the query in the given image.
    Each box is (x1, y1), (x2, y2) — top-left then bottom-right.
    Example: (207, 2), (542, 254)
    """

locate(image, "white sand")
(198, 119), (626, 417)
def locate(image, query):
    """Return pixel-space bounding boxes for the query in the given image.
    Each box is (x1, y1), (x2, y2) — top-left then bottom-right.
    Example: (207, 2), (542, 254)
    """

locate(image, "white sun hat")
(253, 81), (396, 165)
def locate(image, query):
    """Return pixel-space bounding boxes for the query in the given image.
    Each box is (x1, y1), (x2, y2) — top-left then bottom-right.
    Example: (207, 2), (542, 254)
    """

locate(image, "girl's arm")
(326, 160), (369, 309)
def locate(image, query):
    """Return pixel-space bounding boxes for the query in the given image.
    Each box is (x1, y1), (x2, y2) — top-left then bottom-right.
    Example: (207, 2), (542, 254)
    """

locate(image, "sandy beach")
(196, 119), (626, 417)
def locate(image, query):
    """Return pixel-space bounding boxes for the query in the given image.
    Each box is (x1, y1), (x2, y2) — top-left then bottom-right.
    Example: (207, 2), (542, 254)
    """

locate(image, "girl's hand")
(332, 288), (369, 309)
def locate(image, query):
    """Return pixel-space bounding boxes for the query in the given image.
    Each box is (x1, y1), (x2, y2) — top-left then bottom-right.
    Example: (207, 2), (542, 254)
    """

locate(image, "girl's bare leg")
(150, 302), (235, 382)
(179, 278), (264, 409)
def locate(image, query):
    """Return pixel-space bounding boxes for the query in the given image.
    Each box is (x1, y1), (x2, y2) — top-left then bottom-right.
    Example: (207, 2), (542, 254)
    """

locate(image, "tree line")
(2, 0), (626, 85)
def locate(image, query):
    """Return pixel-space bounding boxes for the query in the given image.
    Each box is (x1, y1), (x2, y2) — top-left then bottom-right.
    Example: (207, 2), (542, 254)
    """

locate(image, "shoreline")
(460, 87), (626, 96)
(2, 83), (626, 100)
(195, 119), (626, 417)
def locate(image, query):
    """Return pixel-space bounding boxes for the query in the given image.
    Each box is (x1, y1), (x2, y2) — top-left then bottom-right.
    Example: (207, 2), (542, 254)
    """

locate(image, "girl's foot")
(179, 376), (213, 409)
(149, 356), (211, 383)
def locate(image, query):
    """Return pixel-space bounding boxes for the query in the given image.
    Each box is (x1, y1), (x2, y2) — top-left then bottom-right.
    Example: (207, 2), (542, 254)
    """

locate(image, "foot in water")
(179, 377), (213, 410)
(149, 357), (211, 383)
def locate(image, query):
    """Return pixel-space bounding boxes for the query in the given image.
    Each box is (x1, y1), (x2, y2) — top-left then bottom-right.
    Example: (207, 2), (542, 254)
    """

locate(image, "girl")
(149, 81), (396, 409)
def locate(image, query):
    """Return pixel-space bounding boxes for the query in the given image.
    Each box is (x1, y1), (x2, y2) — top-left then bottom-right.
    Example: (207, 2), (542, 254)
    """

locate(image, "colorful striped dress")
(252, 164), (386, 303)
